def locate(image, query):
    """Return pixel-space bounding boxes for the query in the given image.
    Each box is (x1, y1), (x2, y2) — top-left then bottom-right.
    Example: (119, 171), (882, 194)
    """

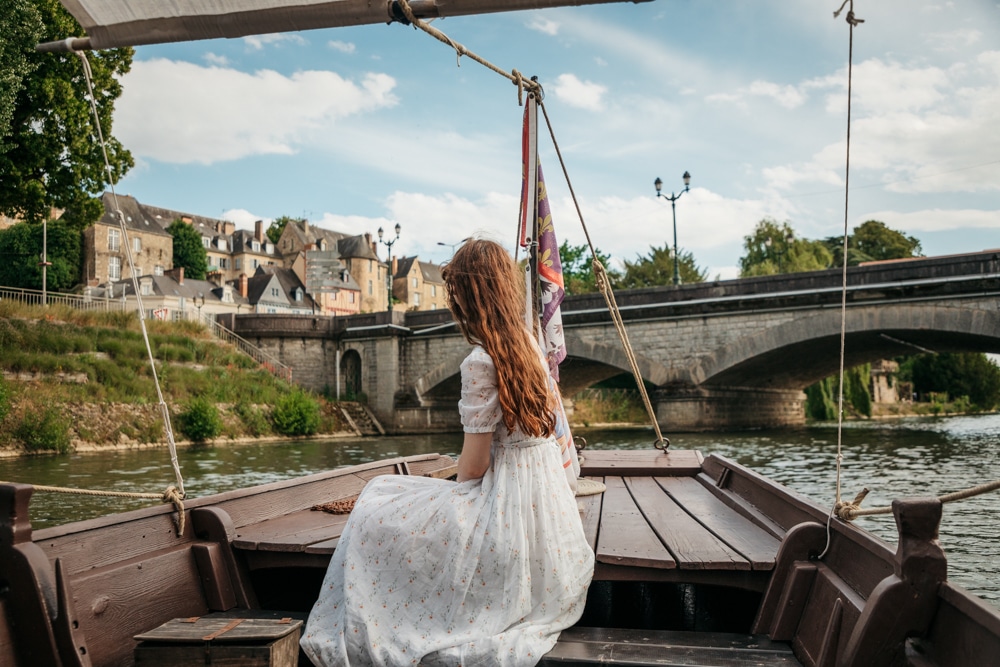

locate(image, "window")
(367, 280), (373, 295)
(431, 285), (437, 297)
(109, 256), (121, 281)
(234, 258), (242, 270)
(412, 277), (418, 288)
(133, 237), (141, 253)
(368, 260), (373, 272)
(219, 257), (229, 269)
(252, 259), (260, 269)
(413, 292), (420, 306)
(349, 292), (356, 303)
(222, 287), (233, 303)
(202, 237), (210, 248)
(154, 265), (164, 276)
(432, 303), (437, 310)
(294, 288), (302, 302)
(140, 280), (152, 296)
(217, 239), (227, 251)
(251, 241), (260, 252)
(207, 256), (214, 267)
(108, 228), (120, 251)
(271, 287), (280, 297)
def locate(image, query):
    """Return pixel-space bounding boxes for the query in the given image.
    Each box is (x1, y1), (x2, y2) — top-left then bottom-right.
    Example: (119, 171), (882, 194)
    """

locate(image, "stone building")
(276, 219), (388, 313)
(392, 256), (447, 311)
(82, 193), (175, 286)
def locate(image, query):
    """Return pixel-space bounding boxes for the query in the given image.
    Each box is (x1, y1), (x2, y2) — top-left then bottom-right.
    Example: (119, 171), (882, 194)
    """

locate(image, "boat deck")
(231, 449), (783, 592)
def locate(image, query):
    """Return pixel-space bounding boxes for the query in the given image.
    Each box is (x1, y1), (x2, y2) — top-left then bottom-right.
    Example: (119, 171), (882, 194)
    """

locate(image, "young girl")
(301, 238), (595, 666)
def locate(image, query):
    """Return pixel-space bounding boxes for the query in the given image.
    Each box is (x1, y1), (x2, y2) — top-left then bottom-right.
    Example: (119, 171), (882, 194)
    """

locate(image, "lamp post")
(194, 291), (205, 322)
(378, 223), (401, 313)
(437, 238), (470, 256)
(654, 171), (691, 286)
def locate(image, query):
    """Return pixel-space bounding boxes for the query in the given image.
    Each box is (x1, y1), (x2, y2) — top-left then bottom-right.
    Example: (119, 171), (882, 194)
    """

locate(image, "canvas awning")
(50, 0), (651, 50)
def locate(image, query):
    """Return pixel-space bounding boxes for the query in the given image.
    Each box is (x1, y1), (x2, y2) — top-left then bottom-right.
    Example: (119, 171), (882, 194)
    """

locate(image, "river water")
(2, 414), (998, 606)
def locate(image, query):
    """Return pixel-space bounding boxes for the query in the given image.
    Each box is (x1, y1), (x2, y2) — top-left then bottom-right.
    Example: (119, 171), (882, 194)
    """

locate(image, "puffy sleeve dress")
(301, 346), (595, 666)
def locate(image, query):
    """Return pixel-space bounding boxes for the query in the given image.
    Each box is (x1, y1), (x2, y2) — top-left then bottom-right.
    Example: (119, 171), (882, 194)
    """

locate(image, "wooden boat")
(4, 448), (1000, 666)
(10, 2), (999, 665)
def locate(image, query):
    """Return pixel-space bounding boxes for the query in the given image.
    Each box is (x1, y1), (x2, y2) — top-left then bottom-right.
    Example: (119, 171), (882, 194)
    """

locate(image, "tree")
(616, 244), (707, 288)
(824, 220), (922, 267)
(267, 215), (301, 245)
(0, 219), (81, 290)
(899, 353), (1000, 410)
(739, 219), (833, 277)
(558, 241), (619, 295)
(167, 219), (208, 280)
(0, 0), (134, 227)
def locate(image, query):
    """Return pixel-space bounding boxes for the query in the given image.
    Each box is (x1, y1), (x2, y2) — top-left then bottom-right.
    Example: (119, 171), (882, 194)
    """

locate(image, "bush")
(178, 397), (222, 442)
(0, 376), (10, 423)
(272, 390), (321, 436)
(15, 407), (72, 454)
(235, 401), (271, 437)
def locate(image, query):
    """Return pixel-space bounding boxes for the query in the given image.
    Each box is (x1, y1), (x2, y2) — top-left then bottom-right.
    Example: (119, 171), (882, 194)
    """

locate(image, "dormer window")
(294, 288), (303, 302)
(222, 286), (233, 303)
(252, 241), (260, 252)
(265, 243), (274, 253)
(202, 237), (210, 248)
(217, 239), (228, 251)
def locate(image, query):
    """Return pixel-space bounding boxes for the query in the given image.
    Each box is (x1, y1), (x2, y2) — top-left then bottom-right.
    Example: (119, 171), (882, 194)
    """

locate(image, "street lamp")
(194, 291), (205, 322)
(654, 171), (691, 286)
(378, 223), (401, 313)
(437, 238), (470, 255)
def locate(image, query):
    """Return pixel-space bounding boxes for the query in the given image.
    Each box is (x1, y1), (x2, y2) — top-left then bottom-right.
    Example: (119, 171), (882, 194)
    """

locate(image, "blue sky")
(109, 0), (1000, 278)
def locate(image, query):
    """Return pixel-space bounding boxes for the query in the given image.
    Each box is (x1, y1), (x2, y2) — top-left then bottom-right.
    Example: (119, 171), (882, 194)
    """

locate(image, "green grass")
(0, 301), (347, 452)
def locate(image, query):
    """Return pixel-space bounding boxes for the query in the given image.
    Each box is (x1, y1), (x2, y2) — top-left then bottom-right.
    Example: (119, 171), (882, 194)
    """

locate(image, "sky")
(107, 0), (1000, 279)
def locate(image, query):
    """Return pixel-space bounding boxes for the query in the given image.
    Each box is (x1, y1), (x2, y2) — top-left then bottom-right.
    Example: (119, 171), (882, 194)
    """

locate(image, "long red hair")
(442, 239), (555, 437)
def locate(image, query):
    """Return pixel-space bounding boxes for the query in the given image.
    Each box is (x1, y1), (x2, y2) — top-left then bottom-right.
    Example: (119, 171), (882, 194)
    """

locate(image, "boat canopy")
(54, 0), (652, 50)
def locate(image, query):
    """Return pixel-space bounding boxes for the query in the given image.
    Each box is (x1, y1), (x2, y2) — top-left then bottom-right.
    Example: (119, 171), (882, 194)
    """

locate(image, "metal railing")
(0, 285), (292, 383)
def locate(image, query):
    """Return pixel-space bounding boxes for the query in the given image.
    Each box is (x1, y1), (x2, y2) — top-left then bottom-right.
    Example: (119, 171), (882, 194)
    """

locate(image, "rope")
(835, 479), (1000, 521)
(394, 0), (666, 447)
(394, 0), (541, 104)
(819, 0), (862, 559)
(1, 481), (186, 533)
(537, 101), (667, 449)
(8, 46), (190, 535)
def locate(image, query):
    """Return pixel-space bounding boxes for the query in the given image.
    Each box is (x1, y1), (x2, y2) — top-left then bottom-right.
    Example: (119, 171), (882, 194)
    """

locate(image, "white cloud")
(527, 17), (560, 36)
(707, 80), (806, 110)
(551, 74), (607, 111)
(203, 52), (229, 67)
(328, 40), (356, 54)
(859, 208), (1000, 233)
(243, 33), (306, 50)
(221, 208), (270, 231)
(116, 59), (398, 164)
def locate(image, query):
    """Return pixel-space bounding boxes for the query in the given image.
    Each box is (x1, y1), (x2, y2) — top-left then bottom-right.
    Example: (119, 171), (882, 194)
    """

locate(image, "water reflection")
(1, 416), (997, 604)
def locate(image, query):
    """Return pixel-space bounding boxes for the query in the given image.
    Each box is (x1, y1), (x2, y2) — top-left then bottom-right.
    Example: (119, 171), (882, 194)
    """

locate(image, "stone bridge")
(221, 251), (1000, 432)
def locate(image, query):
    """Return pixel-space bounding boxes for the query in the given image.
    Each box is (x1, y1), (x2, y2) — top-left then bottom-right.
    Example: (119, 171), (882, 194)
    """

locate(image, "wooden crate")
(134, 616), (302, 667)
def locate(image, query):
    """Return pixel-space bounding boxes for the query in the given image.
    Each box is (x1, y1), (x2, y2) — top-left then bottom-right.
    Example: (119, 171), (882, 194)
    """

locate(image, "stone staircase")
(338, 401), (385, 436)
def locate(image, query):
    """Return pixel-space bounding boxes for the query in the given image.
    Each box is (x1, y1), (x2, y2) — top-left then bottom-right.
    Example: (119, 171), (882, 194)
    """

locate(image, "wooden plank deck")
(229, 450), (781, 591)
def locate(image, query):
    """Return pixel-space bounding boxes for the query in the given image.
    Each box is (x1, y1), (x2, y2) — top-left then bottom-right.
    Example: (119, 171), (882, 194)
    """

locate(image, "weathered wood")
(542, 625), (803, 665)
(577, 477), (603, 553)
(190, 506), (258, 608)
(134, 617), (302, 642)
(192, 544), (237, 611)
(595, 477), (675, 570)
(626, 477), (748, 571)
(232, 508), (352, 552)
(71, 549), (210, 667)
(656, 476), (780, 570)
(914, 583), (1000, 667)
(133, 616), (302, 667)
(754, 522), (828, 636)
(580, 449), (702, 477)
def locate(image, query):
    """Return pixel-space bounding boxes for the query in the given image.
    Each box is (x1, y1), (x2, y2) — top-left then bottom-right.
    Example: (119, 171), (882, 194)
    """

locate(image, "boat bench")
(542, 626), (802, 666)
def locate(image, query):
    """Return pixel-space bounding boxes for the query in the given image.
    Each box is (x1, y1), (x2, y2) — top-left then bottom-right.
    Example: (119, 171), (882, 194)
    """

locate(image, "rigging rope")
(8, 46), (189, 535)
(393, 0), (667, 448)
(819, 3), (1000, 540)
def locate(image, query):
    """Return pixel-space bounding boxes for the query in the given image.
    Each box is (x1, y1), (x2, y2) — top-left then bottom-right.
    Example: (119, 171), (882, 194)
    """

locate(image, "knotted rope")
(835, 480), (1000, 521)
(1, 481), (187, 533)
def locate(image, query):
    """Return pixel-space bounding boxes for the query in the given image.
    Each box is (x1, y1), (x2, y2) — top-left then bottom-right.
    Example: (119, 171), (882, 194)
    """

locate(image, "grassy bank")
(0, 302), (348, 455)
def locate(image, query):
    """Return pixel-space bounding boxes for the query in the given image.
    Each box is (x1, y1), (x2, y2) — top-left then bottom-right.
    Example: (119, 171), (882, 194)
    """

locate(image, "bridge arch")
(414, 348), (471, 403)
(690, 303), (1000, 391)
(559, 331), (670, 396)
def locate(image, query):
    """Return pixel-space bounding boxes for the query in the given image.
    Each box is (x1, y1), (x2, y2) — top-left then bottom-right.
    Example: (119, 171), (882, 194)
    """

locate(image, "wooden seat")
(542, 626), (802, 666)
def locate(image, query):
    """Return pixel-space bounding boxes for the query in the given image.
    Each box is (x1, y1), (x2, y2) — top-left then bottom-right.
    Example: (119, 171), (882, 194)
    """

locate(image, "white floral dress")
(301, 346), (595, 666)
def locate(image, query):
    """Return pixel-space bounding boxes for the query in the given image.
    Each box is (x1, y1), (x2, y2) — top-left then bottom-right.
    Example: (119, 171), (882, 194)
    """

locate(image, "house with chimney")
(392, 256), (447, 311)
(276, 219), (388, 313)
(244, 266), (317, 315)
(109, 267), (249, 322)
(82, 193), (174, 286)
